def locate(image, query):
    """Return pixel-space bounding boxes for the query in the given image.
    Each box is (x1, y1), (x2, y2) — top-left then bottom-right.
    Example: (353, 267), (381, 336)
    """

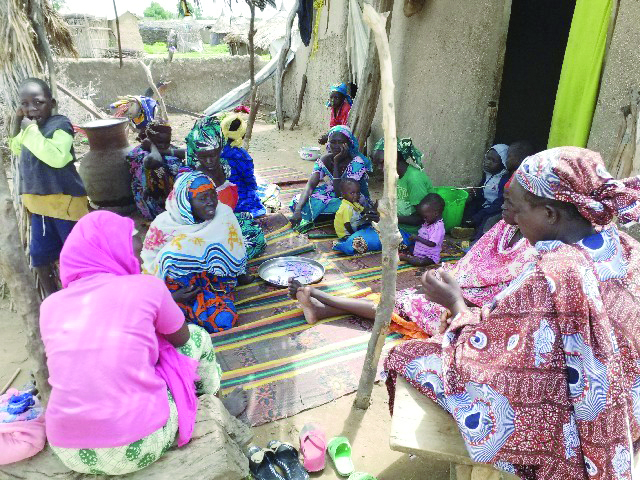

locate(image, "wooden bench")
(390, 377), (519, 480)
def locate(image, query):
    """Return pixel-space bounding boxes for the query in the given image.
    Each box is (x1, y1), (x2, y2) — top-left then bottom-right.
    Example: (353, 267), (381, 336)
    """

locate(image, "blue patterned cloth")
(221, 145), (266, 217)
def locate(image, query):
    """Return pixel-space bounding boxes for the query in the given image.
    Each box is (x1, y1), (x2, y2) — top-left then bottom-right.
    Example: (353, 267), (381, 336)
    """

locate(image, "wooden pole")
(57, 82), (107, 119)
(0, 153), (50, 404)
(139, 60), (169, 123)
(276, 0), (300, 130)
(349, 0), (393, 150)
(290, 73), (307, 130)
(112, 0), (123, 68)
(354, 3), (400, 410)
(0, 368), (21, 395)
(28, 0), (57, 100)
(244, 1), (258, 149)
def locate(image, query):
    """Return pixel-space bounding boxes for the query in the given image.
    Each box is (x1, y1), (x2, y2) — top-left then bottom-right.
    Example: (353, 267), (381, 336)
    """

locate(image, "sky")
(59, 0), (291, 20)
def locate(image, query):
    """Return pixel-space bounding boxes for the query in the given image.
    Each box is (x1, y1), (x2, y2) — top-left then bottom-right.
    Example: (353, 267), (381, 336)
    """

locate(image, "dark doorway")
(494, 0), (576, 151)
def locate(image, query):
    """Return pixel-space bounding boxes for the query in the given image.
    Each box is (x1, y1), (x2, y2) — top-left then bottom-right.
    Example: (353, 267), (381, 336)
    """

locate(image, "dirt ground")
(0, 115), (446, 479)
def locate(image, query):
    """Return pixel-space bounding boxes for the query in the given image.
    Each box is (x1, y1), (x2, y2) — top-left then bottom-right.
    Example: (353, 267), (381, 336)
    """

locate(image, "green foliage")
(52, 0), (66, 11)
(143, 42), (231, 57)
(177, 1), (203, 19)
(144, 2), (175, 20)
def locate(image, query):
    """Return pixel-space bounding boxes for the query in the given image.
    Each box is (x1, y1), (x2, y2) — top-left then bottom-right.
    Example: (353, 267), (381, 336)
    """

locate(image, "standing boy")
(9, 78), (88, 297)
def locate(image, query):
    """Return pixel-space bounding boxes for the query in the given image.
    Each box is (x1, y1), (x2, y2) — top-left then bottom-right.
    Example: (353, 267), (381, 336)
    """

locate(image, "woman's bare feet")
(288, 278), (319, 325)
(222, 387), (248, 417)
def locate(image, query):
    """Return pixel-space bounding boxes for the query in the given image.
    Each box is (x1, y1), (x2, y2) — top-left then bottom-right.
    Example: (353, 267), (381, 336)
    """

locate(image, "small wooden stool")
(389, 377), (519, 480)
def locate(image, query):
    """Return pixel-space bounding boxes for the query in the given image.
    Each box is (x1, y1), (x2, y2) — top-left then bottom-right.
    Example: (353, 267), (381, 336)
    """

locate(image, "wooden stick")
(290, 74), (308, 130)
(57, 82), (107, 119)
(276, 0), (300, 130)
(244, 90), (260, 151)
(138, 60), (168, 123)
(112, 0), (123, 68)
(28, 0), (57, 101)
(354, 3), (401, 410)
(0, 368), (21, 395)
(0, 153), (50, 403)
(244, 1), (258, 148)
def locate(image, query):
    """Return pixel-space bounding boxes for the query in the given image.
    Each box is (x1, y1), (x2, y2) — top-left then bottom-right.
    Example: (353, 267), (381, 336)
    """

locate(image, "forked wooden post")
(139, 60), (169, 123)
(354, 3), (401, 410)
(244, 1), (258, 150)
(0, 154), (50, 403)
(276, 0), (300, 130)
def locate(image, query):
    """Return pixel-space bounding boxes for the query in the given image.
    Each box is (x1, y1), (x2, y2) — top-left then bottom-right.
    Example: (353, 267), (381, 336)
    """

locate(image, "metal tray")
(258, 256), (325, 287)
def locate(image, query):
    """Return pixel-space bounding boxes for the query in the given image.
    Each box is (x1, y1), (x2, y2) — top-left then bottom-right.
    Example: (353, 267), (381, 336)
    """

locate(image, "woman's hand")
(334, 144), (350, 167)
(439, 308), (453, 334)
(171, 285), (201, 304)
(290, 210), (302, 226)
(421, 269), (467, 317)
(144, 151), (164, 169)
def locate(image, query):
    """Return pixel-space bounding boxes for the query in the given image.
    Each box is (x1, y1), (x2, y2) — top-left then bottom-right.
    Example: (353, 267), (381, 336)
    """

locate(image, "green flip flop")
(348, 473), (377, 480)
(327, 436), (355, 476)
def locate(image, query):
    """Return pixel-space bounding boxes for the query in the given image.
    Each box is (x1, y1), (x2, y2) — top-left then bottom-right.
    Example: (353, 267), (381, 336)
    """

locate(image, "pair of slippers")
(248, 441), (309, 480)
(299, 424), (377, 479)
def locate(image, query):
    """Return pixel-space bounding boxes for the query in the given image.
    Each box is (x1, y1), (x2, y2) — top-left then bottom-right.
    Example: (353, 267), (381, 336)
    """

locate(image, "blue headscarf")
(327, 83), (353, 106)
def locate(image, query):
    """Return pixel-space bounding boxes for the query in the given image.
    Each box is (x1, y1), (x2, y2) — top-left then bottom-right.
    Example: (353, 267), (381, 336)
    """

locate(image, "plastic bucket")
(432, 187), (469, 232)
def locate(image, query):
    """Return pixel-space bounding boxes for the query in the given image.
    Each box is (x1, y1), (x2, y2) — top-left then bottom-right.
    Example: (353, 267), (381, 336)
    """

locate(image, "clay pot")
(78, 118), (134, 213)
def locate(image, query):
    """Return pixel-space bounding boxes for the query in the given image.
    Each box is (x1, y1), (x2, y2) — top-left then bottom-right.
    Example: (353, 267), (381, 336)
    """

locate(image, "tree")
(144, 1), (175, 19)
(52, 0), (66, 11)
(177, 1), (203, 19)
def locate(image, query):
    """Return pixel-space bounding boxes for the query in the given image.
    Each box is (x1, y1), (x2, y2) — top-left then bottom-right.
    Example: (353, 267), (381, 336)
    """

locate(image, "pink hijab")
(57, 211), (198, 447)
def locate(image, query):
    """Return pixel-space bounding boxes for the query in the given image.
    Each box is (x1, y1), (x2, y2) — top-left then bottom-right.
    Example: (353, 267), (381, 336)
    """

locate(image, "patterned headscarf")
(220, 113), (247, 148)
(373, 137), (424, 170)
(327, 83), (353, 106)
(327, 125), (372, 171)
(184, 116), (224, 167)
(110, 96), (157, 129)
(187, 174), (215, 204)
(515, 146), (640, 226)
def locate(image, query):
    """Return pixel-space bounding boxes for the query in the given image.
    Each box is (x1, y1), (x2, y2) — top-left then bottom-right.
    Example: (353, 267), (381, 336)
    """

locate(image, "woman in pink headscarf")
(39, 211), (248, 475)
(384, 147), (640, 479)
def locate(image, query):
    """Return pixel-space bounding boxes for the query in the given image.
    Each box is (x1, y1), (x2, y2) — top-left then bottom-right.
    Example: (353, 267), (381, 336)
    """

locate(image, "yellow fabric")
(547, 0), (613, 148)
(220, 113), (247, 148)
(22, 194), (89, 221)
(312, 0), (325, 55)
(334, 199), (364, 238)
(10, 125), (74, 168)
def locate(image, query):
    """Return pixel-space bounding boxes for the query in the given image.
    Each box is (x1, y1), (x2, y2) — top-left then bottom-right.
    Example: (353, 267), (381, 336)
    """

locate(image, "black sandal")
(267, 441), (310, 480)
(248, 446), (286, 480)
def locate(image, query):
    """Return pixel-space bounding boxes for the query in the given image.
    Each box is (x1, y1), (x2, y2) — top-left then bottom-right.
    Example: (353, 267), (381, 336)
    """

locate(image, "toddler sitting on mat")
(399, 193), (446, 266)
(334, 178), (365, 239)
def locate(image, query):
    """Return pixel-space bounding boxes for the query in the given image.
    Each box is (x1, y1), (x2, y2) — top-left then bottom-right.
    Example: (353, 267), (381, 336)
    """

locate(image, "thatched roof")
(224, 13), (293, 50)
(0, 0), (77, 109)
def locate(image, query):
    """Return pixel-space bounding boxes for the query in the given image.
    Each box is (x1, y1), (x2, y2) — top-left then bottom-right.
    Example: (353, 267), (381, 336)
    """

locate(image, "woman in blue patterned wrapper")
(219, 113), (266, 218)
(290, 125), (373, 232)
(384, 147), (640, 479)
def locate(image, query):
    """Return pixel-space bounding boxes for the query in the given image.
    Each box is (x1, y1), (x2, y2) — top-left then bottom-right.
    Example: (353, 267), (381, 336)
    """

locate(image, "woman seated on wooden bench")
(385, 147), (640, 479)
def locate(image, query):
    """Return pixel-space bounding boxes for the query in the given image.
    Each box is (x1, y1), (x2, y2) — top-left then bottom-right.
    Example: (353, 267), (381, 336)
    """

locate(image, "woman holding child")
(385, 147), (640, 478)
(291, 125), (372, 231)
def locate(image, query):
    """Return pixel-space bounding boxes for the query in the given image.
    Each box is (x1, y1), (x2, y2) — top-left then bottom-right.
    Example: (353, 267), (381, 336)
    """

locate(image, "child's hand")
(20, 117), (37, 129)
(14, 107), (24, 121)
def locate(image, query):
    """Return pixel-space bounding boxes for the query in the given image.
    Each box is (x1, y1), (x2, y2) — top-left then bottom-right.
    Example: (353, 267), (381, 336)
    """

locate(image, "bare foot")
(296, 286), (319, 325)
(222, 387), (248, 417)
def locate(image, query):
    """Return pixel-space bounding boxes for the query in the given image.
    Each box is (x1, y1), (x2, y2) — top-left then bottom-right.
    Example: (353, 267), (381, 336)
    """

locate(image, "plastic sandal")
(327, 436), (355, 476)
(348, 473), (378, 480)
(267, 440), (310, 480)
(299, 423), (327, 472)
(248, 445), (286, 480)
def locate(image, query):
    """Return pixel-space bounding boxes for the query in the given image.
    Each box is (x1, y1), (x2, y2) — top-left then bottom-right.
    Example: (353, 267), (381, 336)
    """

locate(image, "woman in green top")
(371, 138), (433, 236)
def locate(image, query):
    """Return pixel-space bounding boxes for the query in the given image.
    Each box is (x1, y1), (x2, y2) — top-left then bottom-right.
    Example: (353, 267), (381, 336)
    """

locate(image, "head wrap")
(373, 137), (424, 170)
(220, 113), (247, 148)
(59, 211), (140, 288)
(109, 96), (157, 129)
(515, 146), (640, 226)
(184, 116), (224, 168)
(146, 121), (171, 142)
(488, 144), (509, 168)
(187, 174), (215, 204)
(327, 83), (353, 106)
